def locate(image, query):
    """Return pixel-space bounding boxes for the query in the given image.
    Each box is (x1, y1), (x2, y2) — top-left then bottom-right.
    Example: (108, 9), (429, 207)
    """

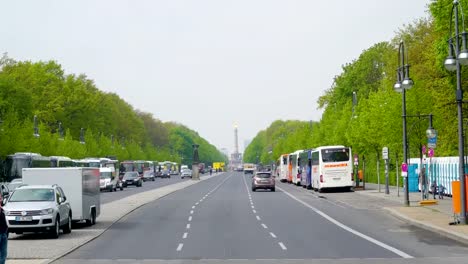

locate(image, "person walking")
(0, 195), (8, 264)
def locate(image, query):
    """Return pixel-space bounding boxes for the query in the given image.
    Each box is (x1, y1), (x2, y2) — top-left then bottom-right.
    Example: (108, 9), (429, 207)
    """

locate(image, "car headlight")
(40, 208), (54, 215)
(4, 210), (10, 216)
(133, 178), (139, 182)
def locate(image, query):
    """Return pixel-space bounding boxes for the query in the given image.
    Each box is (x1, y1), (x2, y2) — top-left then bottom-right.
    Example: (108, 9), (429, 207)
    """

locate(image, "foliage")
(245, 1), (468, 185)
(0, 56), (225, 176)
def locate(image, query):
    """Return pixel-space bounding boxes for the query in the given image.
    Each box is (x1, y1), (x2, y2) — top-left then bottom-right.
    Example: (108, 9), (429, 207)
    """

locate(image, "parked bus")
(120, 160), (137, 177)
(299, 150), (312, 189)
(50, 156), (74, 167)
(289, 150), (303, 185)
(1, 153), (51, 181)
(278, 154), (289, 182)
(311, 146), (353, 192)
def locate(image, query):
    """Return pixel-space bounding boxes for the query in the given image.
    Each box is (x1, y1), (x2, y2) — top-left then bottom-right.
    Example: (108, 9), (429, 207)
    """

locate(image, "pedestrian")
(0, 195), (8, 264)
(209, 168), (212, 175)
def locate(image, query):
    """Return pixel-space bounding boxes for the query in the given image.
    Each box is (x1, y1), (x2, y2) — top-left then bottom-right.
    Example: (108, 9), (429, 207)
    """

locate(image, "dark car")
(252, 172), (275, 192)
(161, 169), (171, 179)
(122, 171), (142, 187)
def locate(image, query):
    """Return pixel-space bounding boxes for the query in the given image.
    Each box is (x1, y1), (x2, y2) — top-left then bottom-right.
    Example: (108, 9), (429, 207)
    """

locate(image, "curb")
(384, 207), (468, 246)
(42, 173), (223, 264)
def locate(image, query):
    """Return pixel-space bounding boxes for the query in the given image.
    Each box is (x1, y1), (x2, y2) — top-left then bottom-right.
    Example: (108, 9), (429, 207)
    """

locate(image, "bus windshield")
(121, 163), (134, 173)
(321, 148), (350, 163)
(4, 156), (30, 180)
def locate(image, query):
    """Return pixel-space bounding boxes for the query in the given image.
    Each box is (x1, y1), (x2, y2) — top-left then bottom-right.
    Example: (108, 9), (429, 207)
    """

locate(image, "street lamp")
(394, 41), (413, 207)
(444, 0), (467, 224)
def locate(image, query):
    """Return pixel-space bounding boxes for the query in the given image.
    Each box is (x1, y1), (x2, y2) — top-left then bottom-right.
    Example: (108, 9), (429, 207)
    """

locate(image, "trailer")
(22, 167), (100, 225)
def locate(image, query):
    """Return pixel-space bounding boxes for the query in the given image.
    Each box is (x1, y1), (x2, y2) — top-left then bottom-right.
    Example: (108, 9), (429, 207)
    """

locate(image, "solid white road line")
(190, 210), (194, 214)
(270, 232), (277, 238)
(256, 215), (261, 221)
(279, 242), (287, 250)
(188, 216), (192, 221)
(261, 223), (268, 229)
(186, 224), (191, 229)
(183, 232), (188, 239)
(177, 243), (184, 251)
(276, 186), (413, 259)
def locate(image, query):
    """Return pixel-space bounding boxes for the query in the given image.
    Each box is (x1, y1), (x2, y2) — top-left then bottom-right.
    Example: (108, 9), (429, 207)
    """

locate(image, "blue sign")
(428, 135), (437, 149)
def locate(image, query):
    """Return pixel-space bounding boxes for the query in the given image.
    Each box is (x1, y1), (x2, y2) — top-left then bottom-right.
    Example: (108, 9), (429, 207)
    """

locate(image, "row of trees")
(0, 55), (227, 165)
(244, 0), (465, 185)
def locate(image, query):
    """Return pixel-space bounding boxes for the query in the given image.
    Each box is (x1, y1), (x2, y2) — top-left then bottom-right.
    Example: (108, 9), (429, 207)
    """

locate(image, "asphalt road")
(100, 174), (196, 204)
(57, 172), (468, 263)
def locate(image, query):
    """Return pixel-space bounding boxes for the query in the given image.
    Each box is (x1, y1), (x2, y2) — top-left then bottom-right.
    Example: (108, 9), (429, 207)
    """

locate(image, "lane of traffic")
(275, 180), (468, 258)
(62, 172), (230, 260)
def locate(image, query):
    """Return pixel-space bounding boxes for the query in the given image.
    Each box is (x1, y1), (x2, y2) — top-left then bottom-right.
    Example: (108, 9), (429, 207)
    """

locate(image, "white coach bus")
(311, 146), (353, 192)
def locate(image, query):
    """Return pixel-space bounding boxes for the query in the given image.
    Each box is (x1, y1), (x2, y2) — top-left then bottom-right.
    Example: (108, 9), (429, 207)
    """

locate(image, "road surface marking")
(188, 216), (192, 221)
(183, 232), (188, 239)
(279, 242), (287, 250)
(270, 232), (277, 238)
(186, 224), (191, 229)
(190, 210), (194, 214)
(261, 223), (268, 229)
(177, 243), (183, 251)
(256, 215), (261, 221)
(277, 186), (413, 259)
(253, 210), (257, 213)
(192, 206), (195, 209)
(197, 201), (200, 204)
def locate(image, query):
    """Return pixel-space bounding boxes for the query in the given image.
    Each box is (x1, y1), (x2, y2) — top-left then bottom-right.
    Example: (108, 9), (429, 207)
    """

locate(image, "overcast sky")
(0, 0), (430, 154)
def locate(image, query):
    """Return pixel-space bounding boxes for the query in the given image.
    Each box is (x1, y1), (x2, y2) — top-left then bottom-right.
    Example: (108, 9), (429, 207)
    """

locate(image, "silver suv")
(3, 184), (72, 238)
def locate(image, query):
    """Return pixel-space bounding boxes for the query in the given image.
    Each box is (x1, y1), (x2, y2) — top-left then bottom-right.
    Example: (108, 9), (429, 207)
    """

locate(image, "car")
(3, 184), (72, 238)
(100, 168), (123, 192)
(252, 171), (275, 192)
(180, 169), (192, 179)
(142, 171), (155, 182)
(122, 171), (143, 187)
(6, 179), (23, 195)
(160, 169), (171, 179)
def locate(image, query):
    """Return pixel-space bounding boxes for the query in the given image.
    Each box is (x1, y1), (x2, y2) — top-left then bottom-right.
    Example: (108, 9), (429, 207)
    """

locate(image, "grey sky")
(0, 0), (430, 154)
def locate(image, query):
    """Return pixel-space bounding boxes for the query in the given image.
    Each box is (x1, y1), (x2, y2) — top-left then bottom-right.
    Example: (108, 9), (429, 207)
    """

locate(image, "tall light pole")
(444, 0), (468, 224)
(394, 41), (414, 207)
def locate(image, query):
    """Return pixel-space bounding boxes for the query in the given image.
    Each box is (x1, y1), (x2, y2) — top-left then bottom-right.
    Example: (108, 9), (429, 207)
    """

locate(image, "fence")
(408, 157), (463, 196)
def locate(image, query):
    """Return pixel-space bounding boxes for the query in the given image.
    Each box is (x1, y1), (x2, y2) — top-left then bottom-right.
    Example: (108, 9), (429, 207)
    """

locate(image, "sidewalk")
(356, 182), (468, 245)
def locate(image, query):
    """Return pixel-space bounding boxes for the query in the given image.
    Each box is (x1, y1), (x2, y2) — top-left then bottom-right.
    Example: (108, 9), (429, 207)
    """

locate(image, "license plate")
(16, 216), (32, 221)
(333, 177), (340, 180)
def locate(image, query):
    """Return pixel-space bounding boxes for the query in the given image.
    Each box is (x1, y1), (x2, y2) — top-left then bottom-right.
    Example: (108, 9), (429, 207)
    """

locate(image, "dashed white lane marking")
(279, 242), (287, 250)
(186, 224), (191, 229)
(277, 185), (413, 259)
(190, 210), (194, 214)
(270, 232), (277, 238)
(256, 215), (261, 221)
(177, 243), (184, 251)
(183, 233), (188, 239)
(251, 206), (255, 209)
(188, 216), (192, 221)
(253, 209), (257, 213)
(197, 201), (200, 204)
(192, 206), (196, 209)
(261, 223), (268, 229)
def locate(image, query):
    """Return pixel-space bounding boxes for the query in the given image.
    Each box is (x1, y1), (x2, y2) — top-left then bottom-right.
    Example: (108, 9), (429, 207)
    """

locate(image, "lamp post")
(394, 41), (414, 207)
(444, 0), (468, 224)
(192, 144), (200, 180)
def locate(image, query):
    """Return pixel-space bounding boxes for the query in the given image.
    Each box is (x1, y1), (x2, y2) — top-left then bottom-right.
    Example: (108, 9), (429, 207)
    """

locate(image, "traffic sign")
(354, 154), (358, 166)
(428, 135), (437, 149)
(401, 162), (408, 177)
(382, 147), (389, 160)
(422, 145), (427, 154)
(428, 148), (434, 158)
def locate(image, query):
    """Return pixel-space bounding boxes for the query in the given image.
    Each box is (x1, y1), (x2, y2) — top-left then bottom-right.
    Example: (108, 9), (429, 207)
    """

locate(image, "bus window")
(321, 148), (350, 162)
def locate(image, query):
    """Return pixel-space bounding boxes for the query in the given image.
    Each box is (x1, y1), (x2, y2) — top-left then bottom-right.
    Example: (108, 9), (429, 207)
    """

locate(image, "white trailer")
(22, 167), (100, 225)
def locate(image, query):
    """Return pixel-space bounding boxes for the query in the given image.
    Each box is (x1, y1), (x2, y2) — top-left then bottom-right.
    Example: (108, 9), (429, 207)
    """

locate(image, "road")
(56, 172), (468, 263)
(100, 175), (190, 204)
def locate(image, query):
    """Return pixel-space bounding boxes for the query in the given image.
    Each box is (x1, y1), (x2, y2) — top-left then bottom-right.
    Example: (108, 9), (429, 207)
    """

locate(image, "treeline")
(244, 0), (465, 185)
(0, 55), (227, 165)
